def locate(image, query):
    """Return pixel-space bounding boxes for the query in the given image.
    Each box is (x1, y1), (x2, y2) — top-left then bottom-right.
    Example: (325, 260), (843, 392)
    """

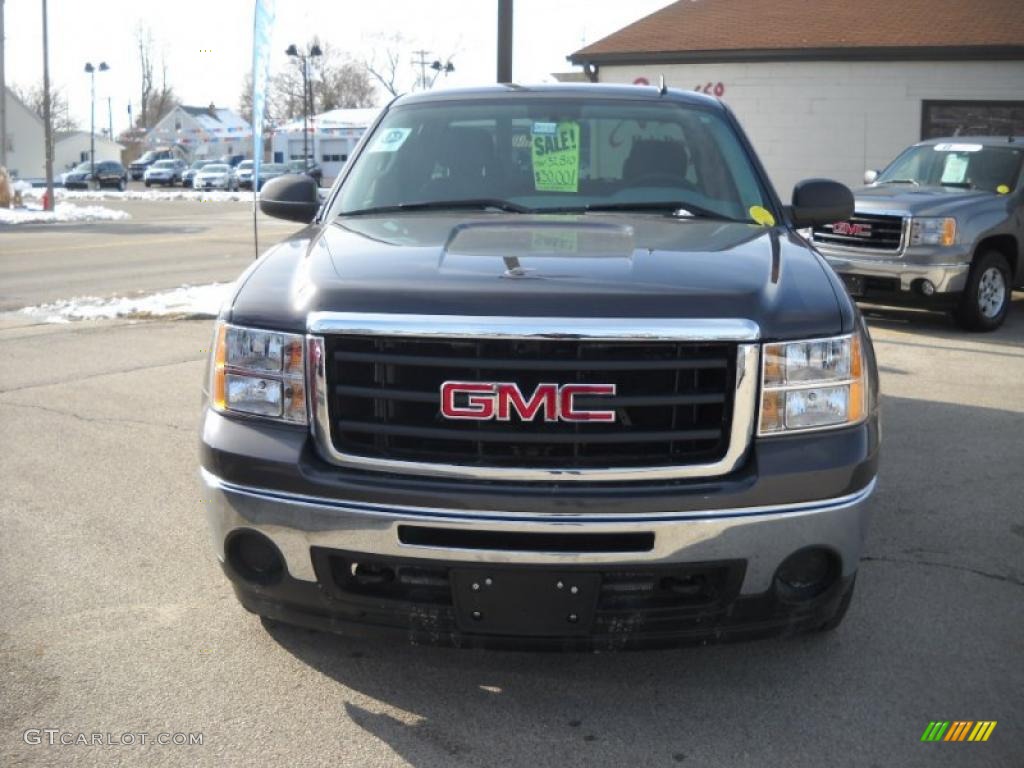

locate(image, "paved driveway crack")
(0, 401), (192, 433)
(861, 554), (1022, 587)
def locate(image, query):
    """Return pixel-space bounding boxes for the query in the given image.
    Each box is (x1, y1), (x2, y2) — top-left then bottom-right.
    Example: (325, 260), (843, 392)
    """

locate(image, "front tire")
(955, 251), (1012, 331)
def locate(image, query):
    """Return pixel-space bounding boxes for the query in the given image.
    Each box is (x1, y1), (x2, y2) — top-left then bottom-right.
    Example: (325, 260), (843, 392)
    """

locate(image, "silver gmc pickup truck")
(813, 136), (1023, 331)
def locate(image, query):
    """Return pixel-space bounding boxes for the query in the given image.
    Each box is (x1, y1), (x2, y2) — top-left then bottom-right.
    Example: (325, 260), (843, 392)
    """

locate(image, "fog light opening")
(915, 279), (936, 296)
(774, 547), (839, 602)
(226, 530), (285, 586)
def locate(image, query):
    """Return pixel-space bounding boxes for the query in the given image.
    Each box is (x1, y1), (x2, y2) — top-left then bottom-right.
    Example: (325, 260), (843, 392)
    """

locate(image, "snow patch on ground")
(0, 203), (132, 225)
(23, 188), (256, 203)
(19, 283), (232, 323)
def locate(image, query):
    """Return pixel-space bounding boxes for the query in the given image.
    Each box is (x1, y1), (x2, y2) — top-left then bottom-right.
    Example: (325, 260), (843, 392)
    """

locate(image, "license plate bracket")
(451, 569), (601, 636)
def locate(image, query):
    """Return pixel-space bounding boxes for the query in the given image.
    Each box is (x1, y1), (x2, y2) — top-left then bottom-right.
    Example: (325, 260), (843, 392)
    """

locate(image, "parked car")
(288, 159), (324, 186)
(201, 84), (880, 650)
(63, 160), (129, 190)
(129, 148), (178, 180)
(220, 154), (247, 168)
(193, 163), (234, 190)
(144, 158), (187, 187)
(182, 159), (218, 187)
(813, 136), (1023, 331)
(232, 160), (254, 189)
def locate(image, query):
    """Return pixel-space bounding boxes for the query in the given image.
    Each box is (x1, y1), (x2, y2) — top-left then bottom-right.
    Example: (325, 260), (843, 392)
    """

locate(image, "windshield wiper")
(577, 201), (740, 220)
(879, 179), (920, 186)
(940, 181), (974, 189)
(341, 199), (533, 216)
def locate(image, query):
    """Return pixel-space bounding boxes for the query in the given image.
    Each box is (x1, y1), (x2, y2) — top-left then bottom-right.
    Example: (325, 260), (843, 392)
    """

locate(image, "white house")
(270, 107), (379, 181)
(54, 131), (124, 172)
(568, 0), (1024, 195)
(2, 85), (46, 180)
(144, 104), (252, 160)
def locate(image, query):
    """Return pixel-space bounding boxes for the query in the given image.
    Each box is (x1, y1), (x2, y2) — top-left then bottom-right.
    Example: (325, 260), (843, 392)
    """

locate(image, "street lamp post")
(429, 59), (455, 88)
(84, 61), (109, 177)
(285, 43), (321, 168)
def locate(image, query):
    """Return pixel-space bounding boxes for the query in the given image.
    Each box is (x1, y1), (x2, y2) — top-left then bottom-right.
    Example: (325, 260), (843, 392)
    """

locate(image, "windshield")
(153, 160), (176, 169)
(191, 160), (209, 168)
(202, 164), (229, 173)
(336, 98), (771, 221)
(238, 161), (254, 170)
(73, 162), (94, 172)
(877, 143), (1024, 193)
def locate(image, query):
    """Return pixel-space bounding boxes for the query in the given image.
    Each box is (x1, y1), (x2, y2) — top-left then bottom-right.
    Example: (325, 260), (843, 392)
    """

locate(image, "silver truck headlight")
(909, 217), (956, 247)
(758, 332), (867, 435)
(210, 324), (307, 424)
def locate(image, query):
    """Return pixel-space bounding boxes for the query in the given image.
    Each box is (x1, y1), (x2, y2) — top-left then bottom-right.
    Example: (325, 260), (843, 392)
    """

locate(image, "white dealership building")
(270, 107), (380, 182)
(568, 0), (1024, 194)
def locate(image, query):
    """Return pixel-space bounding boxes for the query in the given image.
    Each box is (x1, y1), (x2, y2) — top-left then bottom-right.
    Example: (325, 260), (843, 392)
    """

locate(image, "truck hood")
(228, 213), (847, 340)
(853, 184), (993, 217)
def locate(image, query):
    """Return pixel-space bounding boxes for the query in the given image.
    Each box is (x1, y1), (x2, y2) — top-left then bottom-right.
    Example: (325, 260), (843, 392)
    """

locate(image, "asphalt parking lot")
(1, 201), (1022, 767)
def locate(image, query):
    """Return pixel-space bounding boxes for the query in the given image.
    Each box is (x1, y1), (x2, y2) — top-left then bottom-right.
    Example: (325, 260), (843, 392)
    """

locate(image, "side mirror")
(863, 169), (879, 185)
(259, 174), (320, 223)
(790, 178), (854, 229)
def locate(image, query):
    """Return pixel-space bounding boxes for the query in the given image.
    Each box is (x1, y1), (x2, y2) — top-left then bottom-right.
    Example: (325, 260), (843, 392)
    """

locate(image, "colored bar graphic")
(922, 721), (996, 742)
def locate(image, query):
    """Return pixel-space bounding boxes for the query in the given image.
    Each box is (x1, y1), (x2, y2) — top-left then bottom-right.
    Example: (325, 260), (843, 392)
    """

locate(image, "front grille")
(813, 213), (905, 252)
(323, 335), (736, 470)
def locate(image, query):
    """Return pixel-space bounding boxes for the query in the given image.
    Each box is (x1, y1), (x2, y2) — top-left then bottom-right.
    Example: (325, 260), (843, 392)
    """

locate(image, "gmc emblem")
(440, 381), (617, 423)
(832, 221), (872, 237)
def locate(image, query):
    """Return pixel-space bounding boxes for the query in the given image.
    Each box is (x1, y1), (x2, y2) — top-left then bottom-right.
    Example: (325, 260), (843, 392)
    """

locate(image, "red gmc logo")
(832, 221), (872, 237)
(440, 381), (617, 423)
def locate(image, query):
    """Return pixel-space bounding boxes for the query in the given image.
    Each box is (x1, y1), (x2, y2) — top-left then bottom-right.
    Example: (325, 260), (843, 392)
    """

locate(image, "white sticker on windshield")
(941, 154), (969, 184)
(933, 143), (982, 152)
(368, 127), (412, 153)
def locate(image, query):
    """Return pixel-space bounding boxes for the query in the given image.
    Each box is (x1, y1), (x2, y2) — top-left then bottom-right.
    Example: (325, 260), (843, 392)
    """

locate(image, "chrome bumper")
(201, 469), (876, 596)
(823, 252), (970, 293)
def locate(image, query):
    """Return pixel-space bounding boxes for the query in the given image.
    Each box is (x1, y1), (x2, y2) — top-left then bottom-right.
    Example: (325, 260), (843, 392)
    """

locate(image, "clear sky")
(4, 0), (672, 134)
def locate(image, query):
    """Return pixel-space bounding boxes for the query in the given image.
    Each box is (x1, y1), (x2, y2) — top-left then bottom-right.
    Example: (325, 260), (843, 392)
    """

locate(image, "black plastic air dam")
(397, 526), (655, 553)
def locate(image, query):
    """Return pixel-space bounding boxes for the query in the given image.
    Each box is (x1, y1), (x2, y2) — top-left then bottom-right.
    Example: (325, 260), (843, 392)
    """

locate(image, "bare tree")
(135, 23), (178, 129)
(363, 33), (458, 99)
(364, 33), (407, 98)
(11, 83), (77, 132)
(248, 38), (377, 123)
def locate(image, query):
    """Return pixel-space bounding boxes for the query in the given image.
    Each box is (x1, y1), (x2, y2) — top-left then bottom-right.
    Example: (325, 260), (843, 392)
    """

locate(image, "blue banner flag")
(251, 0), (276, 187)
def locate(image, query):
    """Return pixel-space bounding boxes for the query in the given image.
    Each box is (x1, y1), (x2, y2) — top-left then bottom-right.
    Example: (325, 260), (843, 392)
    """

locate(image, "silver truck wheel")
(977, 267), (1006, 319)
(956, 251), (1011, 331)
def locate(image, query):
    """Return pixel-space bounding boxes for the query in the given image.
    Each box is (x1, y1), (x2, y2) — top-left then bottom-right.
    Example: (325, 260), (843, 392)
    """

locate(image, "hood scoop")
(441, 219), (636, 278)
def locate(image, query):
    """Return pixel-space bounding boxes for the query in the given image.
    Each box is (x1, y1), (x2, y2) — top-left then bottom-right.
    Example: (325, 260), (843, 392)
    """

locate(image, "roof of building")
(276, 107), (381, 134)
(4, 85), (44, 127)
(570, 0), (1024, 64)
(55, 130), (124, 147)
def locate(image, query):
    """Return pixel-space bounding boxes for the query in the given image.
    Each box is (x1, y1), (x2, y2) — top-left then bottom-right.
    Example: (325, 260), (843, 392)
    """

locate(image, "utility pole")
(412, 49), (431, 91)
(41, 0), (53, 209)
(1, 0), (7, 169)
(497, 0), (513, 83)
(107, 96), (113, 138)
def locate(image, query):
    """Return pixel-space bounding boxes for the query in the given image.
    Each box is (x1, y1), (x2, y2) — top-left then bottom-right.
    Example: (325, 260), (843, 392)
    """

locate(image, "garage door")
(922, 101), (1024, 140)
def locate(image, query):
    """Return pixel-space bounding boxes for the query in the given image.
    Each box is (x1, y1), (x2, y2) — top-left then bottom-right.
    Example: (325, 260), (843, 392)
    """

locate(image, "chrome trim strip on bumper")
(201, 469), (876, 587)
(307, 313), (761, 342)
(201, 468), (876, 524)
(306, 315), (760, 481)
(822, 255), (971, 293)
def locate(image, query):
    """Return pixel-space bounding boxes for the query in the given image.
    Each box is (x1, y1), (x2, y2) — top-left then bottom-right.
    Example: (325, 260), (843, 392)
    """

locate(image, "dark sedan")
(63, 161), (128, 191)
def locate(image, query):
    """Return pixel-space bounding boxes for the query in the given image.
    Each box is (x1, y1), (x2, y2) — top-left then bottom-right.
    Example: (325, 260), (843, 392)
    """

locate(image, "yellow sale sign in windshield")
(532, 122), (580, 193)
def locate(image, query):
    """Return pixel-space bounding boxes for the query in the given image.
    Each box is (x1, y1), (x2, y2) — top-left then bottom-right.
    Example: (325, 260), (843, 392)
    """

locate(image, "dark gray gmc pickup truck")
(200, 85), (880, 650)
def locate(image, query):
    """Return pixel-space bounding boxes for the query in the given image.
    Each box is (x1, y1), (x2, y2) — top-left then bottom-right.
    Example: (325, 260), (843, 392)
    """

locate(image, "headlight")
(759, 333), (867, 435)
(909, 217), (956, 247)
(210, 324), (307, 424)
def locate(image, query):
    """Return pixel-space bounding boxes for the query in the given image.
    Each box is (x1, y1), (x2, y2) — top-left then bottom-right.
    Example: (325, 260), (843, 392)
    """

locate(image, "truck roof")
(392, 83), (725, 110)
(916, 135), (1022, 147)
